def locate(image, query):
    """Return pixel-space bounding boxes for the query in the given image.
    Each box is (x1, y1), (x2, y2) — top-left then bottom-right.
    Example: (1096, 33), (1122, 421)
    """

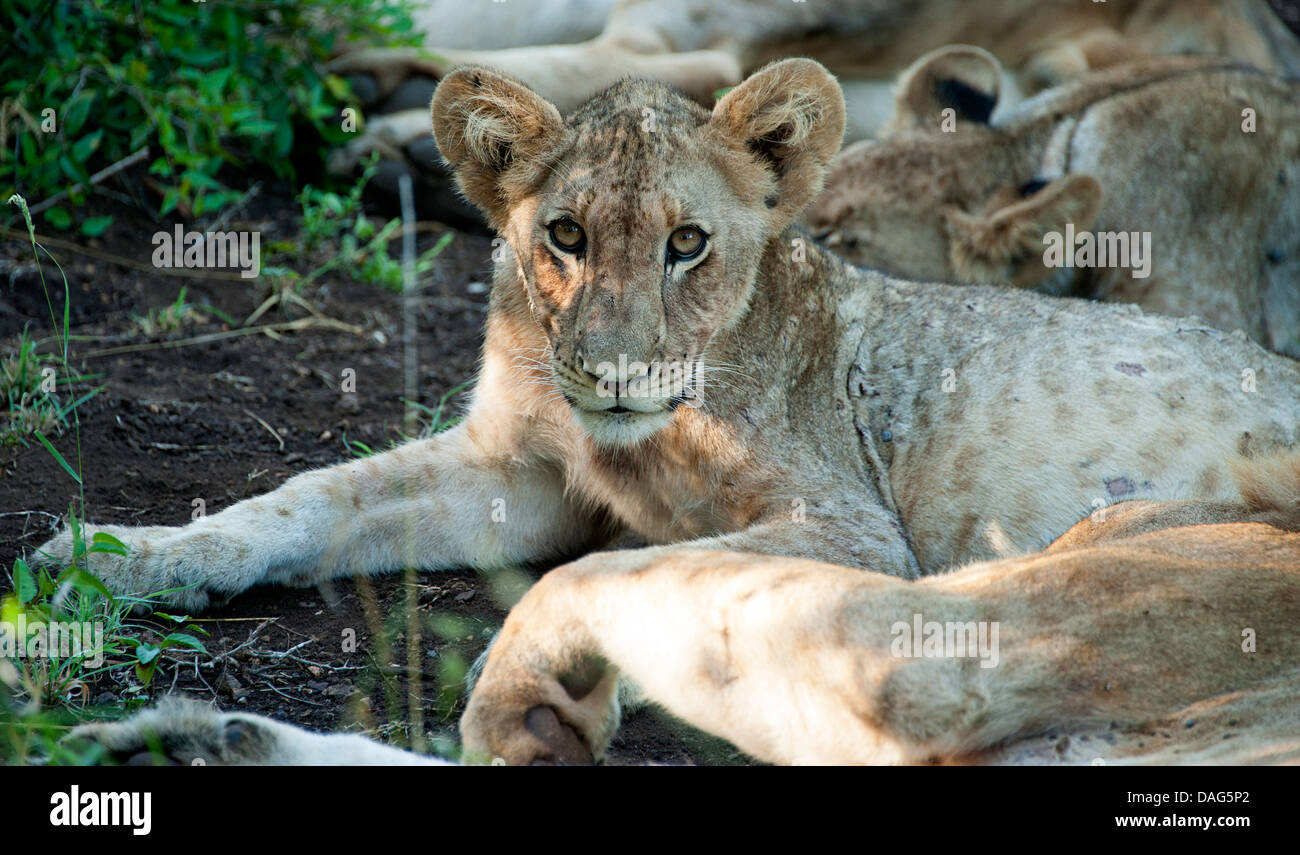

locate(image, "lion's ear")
(945, 174), (1103, 288)
(709, 58), (846, 224)
(431, 66), (565, 226)
(883, 45), (1002, 136)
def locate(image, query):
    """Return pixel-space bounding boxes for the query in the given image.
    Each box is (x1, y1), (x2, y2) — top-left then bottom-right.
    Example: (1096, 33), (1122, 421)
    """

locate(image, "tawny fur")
(35, 59), (1300, 766)
(71, 462), (1300, 766)
(461, 470), (1300, 765)
(327, 0), (1300, 167)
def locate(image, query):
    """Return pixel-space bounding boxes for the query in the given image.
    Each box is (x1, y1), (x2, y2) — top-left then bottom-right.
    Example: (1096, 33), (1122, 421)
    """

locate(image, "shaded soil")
(0, 185), (740, 765)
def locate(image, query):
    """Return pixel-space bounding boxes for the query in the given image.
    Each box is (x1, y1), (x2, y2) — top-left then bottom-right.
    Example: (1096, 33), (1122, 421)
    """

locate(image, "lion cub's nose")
(577, 350), (653, 386)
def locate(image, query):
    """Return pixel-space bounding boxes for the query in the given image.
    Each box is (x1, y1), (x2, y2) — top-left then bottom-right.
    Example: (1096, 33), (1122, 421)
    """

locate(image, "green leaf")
(56, 567), (114, 602)
(160, 632), (208, 655)
(135, 661), (158, 685)
(80, 215), (113, 237)
(154, 612), (190, 624)
(199, 68), (233, 99)
(35, 431), (81, 483)
(70, 129), (103, 162)
(160, 187), (180, 217)
(14, 559), (37, 604)
(235, 119), (278, 137)
(135, 643), (160, 666)
(324, 74), (352, 101)
(43, 207), (72, 231)
(88, 532), (128, 556)
(127, 59), (150, 86)
(63, 95), (92, 137)
(58, 153), (88, 184)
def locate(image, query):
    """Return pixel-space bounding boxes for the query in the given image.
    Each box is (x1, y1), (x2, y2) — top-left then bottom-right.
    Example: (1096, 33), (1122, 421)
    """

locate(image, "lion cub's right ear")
(945, 174), (1103, 288)
(431, 67), (565, 227)
(883, 45), (1002, 136)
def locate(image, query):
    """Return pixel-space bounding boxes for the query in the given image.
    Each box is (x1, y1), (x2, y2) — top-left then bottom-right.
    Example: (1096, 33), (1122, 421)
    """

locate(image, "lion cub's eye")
(668, 226), (706, 261)
(549, 219), (586, 253)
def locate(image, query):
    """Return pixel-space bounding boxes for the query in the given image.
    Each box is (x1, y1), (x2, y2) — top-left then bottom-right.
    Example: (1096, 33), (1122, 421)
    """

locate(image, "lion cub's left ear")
(431, 66), (565, 228)
(945, 174), (1103, 288)
(709, 58), (846, 224)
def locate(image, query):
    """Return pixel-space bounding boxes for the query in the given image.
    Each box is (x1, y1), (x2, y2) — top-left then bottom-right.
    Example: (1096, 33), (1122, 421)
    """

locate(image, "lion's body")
(75, 471), (1300, 766)
(806, 53), (1300, 358)
(342, 0), (1300, 115)
(44, 58), (1300, 765)
(462, 485), (1300, 766)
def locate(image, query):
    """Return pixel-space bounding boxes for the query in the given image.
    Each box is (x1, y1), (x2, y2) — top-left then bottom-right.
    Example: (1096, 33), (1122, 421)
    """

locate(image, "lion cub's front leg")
(68, 698), (448, 765)
(30, 388), (606, 611)
(460, 545), (904, 765)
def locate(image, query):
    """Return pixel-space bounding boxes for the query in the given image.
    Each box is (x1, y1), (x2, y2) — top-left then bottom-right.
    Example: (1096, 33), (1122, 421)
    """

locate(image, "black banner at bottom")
(8, 765), (1285, 842)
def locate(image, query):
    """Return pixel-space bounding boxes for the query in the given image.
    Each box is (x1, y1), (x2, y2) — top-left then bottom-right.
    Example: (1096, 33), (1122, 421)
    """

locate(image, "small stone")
(406, 137), (444, 172)
(380, 76), (439, 114)
(344, 74), (379, 107)
(454, 590), (476, 602)
(219, 673), (246, 701)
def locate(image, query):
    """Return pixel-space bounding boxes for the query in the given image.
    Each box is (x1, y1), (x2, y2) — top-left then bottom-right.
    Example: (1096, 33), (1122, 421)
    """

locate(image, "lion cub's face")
(515, 83), (770, 445)
(432, 61), (845, 446)
(803, 45), (1103, 291)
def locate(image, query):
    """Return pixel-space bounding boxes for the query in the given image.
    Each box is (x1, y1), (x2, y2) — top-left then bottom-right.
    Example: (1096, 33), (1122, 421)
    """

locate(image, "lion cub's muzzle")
(549, 350), (702, 445)
(556, 351), (699, 415)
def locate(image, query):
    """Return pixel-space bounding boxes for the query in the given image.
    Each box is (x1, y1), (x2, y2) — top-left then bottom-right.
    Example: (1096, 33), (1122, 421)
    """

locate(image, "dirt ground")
(0, 182), (743, 765)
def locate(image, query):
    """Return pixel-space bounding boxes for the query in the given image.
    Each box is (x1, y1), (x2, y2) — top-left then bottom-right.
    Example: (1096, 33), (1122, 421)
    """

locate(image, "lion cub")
(40, 56), (1300, 768)
(33, 59), (1300, 628)
(805, 47), (1300, 358)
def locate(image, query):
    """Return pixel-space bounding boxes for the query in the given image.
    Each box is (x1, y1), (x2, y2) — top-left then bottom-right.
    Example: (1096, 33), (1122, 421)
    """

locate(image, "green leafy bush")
(1, 0), (419, 229)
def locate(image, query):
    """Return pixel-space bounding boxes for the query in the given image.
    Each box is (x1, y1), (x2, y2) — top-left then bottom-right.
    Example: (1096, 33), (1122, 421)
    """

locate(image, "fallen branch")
(82, 316), (363, 359)
(0, 226), (250, 281)
(243, 408), (285, 452)
(28, 147), (150, 215)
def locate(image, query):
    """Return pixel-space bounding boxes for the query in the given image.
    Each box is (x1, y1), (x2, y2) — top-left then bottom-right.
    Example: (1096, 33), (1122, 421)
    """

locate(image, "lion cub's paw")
(460, 661), (620, 766)
(29, 524), (238, 612)
(65, 698), (277, 766)
(460, 701), (596, 767)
